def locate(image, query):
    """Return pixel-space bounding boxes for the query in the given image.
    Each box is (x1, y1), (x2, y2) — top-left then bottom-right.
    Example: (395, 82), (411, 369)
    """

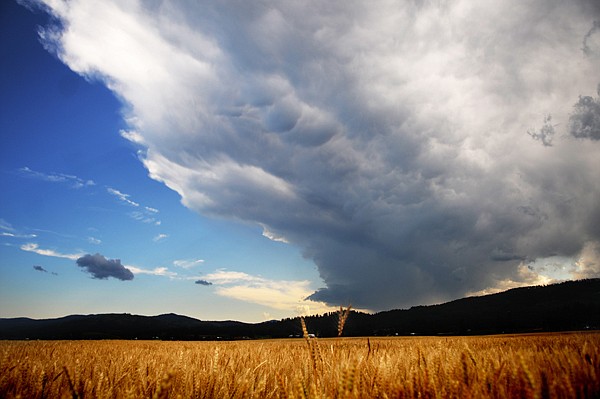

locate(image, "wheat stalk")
(337, 305), (352, 337)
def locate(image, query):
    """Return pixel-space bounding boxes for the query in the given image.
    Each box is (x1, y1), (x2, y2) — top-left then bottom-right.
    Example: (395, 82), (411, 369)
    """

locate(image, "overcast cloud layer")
(36, 0), (600, 310)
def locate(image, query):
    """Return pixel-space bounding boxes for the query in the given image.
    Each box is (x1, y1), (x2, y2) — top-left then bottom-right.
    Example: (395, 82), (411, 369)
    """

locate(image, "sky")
(1, 0), (599, 322)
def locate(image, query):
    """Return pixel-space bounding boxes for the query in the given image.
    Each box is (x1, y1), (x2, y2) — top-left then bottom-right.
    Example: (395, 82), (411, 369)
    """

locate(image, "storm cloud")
(37, 0), (600, 310)
(569, 86), (600, 140)
(76, 253), (134, 281)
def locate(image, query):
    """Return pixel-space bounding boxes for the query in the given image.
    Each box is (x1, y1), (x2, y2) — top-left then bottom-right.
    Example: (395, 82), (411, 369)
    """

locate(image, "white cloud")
(260, 224), (289, 244)
(106, 187), (161, 224)
(129, 211), (160, 225)
(120, 129), (145, 145)
(19, 166), (94, 188)
(126, 265), (178, 278)
(0, 219), (15, 232)
(1, 232), (37, 239)
(38, 0), (600, 310)
(173, 258), (204, 269)
(20, 243), (82, 260)
(153, 233), (168, 242)
(204, 269), (335, 314)
(87, 236), (102, 245)
(107, 187), (139, 207)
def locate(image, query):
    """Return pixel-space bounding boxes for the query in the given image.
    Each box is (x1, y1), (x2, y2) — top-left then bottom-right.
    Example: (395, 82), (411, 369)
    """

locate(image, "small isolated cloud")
(153, 233), (168, 242)
(21, 243), (81, 260)
(32, 264), (58, 275)
(87, 236), (102, 245)
(145, 206), (159, 213)
(76, 253), (134, 280)
(19, 166), (94, 188)
(173, 259), (204, 269)
(195, 279), (212, 286)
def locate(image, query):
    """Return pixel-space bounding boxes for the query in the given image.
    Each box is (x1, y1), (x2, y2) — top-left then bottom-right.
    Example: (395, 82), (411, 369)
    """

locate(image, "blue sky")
(1, 0), (600, 322)
(0, 0), (326, 322)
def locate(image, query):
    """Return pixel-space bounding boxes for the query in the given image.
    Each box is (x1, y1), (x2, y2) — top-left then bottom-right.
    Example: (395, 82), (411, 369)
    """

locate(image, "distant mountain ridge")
(1, 279), (599, 340)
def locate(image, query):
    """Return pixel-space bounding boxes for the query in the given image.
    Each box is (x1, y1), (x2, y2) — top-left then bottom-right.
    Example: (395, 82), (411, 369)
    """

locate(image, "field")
(1, 332), (598, 398)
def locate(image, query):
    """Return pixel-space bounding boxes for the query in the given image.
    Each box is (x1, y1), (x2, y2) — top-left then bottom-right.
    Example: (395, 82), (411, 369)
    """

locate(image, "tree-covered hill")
(1, 279), (598, 340)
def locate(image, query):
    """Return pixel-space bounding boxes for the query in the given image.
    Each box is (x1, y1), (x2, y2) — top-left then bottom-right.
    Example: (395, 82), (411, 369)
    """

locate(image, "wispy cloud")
(204, 270), (334, 314)
(107, 187), (139, 207)
(130, 211), (161, 226)
(19, 166), (94, 188)
(126, 265), (178, 278)
(107, 187), (162, 225)
(0, 219), (15, 232)
(20, 243), (82, 260)
(0, 219), (36, 239)
(1, 232), (37, 239)
(153, 233), (168, 242)
(87, 236), (102, 245)
(173, 259), (204, 269)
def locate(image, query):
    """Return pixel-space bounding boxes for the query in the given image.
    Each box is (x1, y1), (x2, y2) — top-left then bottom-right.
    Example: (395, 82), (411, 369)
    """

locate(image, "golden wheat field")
(0, 332), (598, 398)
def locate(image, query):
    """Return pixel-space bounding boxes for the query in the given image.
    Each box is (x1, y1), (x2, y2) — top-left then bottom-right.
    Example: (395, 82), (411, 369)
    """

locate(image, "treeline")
(1, 279), (598, 340)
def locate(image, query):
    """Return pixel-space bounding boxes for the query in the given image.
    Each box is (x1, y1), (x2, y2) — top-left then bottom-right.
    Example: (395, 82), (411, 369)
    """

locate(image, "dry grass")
(0, 332), (598, 398)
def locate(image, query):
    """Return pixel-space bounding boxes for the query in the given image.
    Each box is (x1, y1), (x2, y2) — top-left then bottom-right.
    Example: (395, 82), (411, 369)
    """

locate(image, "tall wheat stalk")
(337, 305), (352, 337)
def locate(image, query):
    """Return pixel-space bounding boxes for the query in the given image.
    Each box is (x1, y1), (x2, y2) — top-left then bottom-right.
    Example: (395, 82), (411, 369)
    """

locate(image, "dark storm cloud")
(569, 85), (600, 140)
(489, 249), (527, 262)
(38, 0), (600, 310)
(195, 279), (212, 286)
(582, 20), (600, 57)
(76, 253), (134, 281)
